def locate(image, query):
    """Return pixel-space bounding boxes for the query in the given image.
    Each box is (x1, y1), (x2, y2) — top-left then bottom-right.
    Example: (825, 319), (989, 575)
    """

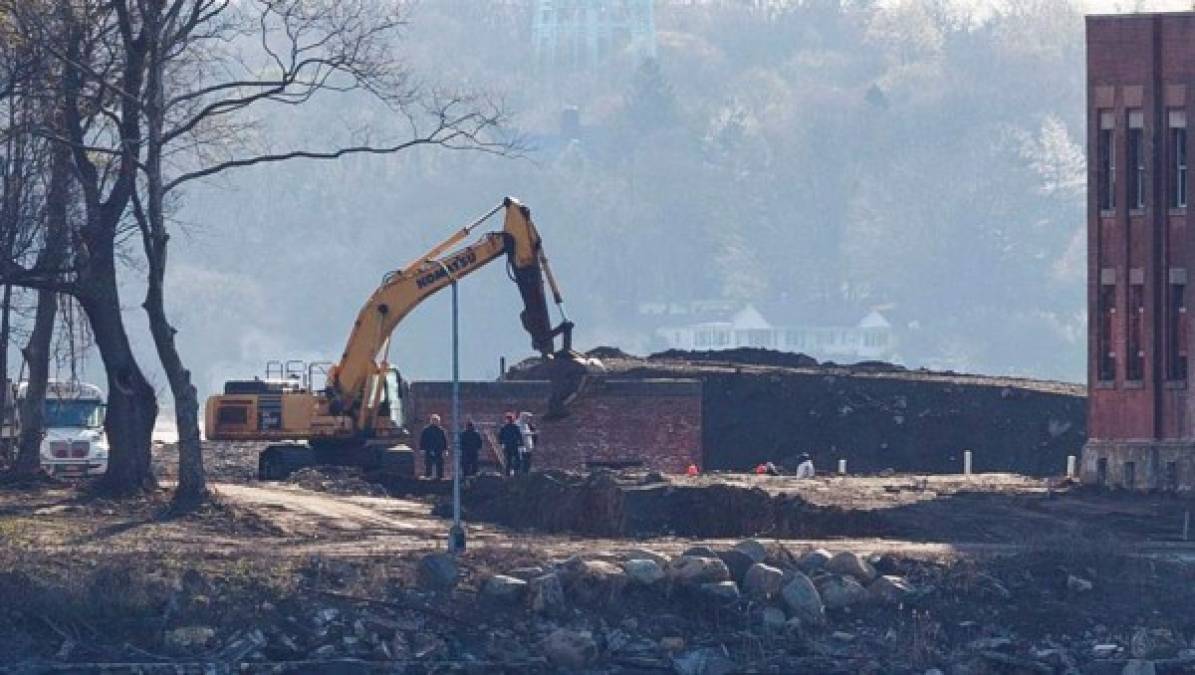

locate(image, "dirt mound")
(585, 345), (633, 360)
(508, 346), (1086, 477)
(287, 466), (388, 497)
(650, 346), (821, 369)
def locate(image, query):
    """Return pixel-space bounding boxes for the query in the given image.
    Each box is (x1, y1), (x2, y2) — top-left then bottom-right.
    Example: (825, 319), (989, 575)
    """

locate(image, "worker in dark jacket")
(459, 420), (483, 477)
(497, 412), (522, 476)
(420, 414), (448, 480)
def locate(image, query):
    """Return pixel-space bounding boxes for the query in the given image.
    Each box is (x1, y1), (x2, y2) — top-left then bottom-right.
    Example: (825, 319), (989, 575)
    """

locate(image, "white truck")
(0, 379), (109, 477)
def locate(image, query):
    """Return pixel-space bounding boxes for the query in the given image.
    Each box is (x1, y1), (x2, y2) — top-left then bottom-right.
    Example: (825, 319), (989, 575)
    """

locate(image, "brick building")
(1083, 12), (1195, 491)
(403, 378), (702, 477)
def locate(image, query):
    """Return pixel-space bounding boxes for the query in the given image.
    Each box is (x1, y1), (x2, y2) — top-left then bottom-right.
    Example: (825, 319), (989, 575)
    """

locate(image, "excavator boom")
(204, 198), (593, 474)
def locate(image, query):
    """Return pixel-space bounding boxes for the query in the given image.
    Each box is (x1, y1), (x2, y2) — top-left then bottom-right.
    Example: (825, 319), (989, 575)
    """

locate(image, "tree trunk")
(81, 275), (158, 496)
(140, 18), (206, 508)
(0, 284), (12, 464)
(14, 288), (56, 474)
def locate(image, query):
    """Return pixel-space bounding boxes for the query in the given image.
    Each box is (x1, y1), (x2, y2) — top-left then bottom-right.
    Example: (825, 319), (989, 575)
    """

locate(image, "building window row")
(1096, 108), (1189, 212)
(1097, 267), (1188, 383)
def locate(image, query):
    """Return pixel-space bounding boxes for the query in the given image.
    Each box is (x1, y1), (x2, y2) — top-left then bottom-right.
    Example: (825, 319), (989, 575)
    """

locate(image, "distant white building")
(650, 302), (897, 363)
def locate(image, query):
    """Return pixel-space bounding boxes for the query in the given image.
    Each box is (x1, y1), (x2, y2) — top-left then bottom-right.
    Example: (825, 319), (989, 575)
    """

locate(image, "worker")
(795, 453), (816, 479)
(686, 463), (699, 476)
(420, 414), (448, 480)
(498, 412), (523, 476)
(459, 420), (482, 478)
(517, 411), (537, 474)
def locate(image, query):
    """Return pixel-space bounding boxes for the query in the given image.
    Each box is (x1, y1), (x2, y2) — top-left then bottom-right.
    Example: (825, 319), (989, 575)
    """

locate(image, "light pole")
(433, 260), (466, 554)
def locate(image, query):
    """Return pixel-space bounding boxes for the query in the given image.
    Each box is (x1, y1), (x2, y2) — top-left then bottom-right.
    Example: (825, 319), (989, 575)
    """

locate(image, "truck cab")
(28, 380), (109, 477)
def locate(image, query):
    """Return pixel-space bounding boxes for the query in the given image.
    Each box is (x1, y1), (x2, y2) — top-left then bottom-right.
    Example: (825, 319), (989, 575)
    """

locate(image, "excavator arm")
(325, 197), (585, 423)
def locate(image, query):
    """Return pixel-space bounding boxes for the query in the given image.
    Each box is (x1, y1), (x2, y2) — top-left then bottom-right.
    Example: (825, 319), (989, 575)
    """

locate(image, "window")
(1098, 275), (1117, 382)
(1170, 272), (1187, 381)
(1099, 110), (1116, 211)
(1128, 281), (1145, 381)
(1166, 461), (1179, 492)
(216, 405), (249, 425)
(1124, 461), (1136, 489)
(1097, 457), (1108, 486)
(1172, 110), (1187, 209)
(1128, 110), (1145, 210)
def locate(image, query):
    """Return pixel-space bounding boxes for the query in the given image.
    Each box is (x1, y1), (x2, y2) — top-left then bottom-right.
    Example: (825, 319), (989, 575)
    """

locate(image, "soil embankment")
(515, 348), (1087, 476)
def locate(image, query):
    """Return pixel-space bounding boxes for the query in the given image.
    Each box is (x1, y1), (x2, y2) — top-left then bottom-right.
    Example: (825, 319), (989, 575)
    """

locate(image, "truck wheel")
(258, 444), (315, 480)
(378, 446), (414, 478)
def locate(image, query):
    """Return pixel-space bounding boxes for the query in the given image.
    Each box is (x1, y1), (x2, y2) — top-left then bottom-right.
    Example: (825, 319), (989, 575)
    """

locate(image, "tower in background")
(532, 0), (657, 70)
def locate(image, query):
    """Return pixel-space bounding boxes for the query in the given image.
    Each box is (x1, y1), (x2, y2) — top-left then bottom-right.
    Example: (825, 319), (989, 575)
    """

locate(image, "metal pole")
(449, 278), (465, 554)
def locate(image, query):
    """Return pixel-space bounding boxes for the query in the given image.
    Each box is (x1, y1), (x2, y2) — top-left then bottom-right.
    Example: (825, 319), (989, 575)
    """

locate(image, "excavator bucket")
(544, 351), (603, 420)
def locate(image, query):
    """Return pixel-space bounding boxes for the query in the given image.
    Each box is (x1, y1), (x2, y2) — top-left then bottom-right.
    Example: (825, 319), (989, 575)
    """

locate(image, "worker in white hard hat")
(517, 411), (537, 474)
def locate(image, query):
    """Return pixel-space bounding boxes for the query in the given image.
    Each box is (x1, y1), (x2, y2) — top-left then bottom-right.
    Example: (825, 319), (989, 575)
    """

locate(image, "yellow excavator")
(204, 197), (594, 479)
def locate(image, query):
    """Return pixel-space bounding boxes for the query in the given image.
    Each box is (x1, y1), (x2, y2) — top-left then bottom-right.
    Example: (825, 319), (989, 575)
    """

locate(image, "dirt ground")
(4, 443), (1195, 673)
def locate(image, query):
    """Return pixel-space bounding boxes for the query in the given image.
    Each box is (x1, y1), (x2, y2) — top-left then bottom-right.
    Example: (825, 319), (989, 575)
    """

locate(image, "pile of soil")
(286, 466), (388, 497)
(514, 347), (1086, 476)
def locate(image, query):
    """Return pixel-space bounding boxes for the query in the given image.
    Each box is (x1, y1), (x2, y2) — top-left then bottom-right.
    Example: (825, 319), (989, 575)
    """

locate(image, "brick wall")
(403, 378), (702, 477)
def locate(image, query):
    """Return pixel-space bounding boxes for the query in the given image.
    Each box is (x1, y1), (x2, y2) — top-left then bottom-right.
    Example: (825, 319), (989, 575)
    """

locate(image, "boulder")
(798, 548), (833, 573)
(415, 553), (458, 592)
(528, 573), (566, 616)
(623, 558), (666, 587)
(506, 566), (546, 581)
(683, 545), (719, 559)
(561, 559), (628, 606)
(869, 575), (915, 604)
(700, 581), (741, 603)
(668, 555), (731, 586)
(742, 563), (784, 600)
(825, 551), (877, 583)
(481, 575), (527, 604)
(716, 548), (756, 584)
(625, 548), (670, 567)
(540, 629), (597, 670)
(816, 575), (870, 609)
(733, 539), (768, 563)
(781, 572), (825, 625)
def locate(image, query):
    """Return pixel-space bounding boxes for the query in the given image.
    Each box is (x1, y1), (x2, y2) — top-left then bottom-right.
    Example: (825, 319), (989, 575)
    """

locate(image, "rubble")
(286, 466), (388, 496)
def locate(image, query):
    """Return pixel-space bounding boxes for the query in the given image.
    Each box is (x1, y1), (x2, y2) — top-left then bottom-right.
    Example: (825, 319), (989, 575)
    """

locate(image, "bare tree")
(1, 0), (161, 495)
(124, 0), (518, 507)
